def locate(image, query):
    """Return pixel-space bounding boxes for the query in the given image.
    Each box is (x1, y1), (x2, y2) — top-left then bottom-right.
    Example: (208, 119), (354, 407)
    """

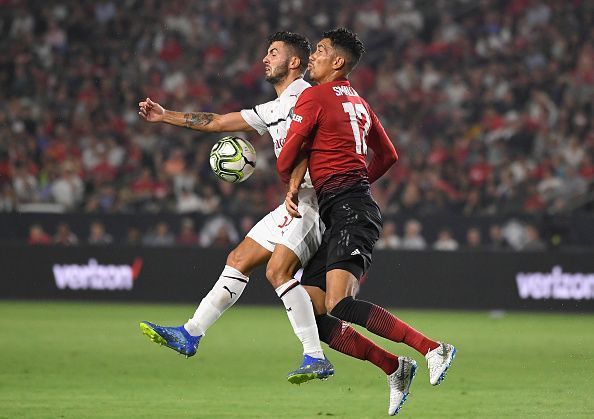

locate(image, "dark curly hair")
(267, 31), (312, 73)
(322, 27), (365, 72)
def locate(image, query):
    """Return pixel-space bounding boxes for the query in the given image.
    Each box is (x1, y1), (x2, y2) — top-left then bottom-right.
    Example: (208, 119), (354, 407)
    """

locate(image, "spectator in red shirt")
(130, 168), (156, 204)
(468, 155), (492, 187)
(28, 224), (51, 245)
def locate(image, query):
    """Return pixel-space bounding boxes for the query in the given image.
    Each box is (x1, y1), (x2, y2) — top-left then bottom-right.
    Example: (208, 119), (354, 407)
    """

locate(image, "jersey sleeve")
(276, 89), (323, 184)
(277, 131), (308, 184)
(366, 108), (398, 184)
(285, 88), (323, 139)
(240, 103), (270, 135)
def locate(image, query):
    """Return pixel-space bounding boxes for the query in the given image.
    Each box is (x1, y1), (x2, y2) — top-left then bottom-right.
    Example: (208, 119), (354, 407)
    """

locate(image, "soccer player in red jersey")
(137, 32), (421, 393)
(278, 28), (457, 415)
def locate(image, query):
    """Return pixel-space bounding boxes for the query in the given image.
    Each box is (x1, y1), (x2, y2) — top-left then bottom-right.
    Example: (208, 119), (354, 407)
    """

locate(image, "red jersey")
(277, 79), (397, 196)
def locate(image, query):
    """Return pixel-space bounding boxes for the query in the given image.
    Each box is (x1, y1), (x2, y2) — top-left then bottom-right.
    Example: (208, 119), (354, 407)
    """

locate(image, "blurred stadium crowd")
(0, 0), (593, 249)
(23, 216), (548, 251)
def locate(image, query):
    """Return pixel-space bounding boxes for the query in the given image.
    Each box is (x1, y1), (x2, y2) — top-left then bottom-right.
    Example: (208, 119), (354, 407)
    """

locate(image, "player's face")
(308, 38), (335, 83)
(263, 41), (290, 85)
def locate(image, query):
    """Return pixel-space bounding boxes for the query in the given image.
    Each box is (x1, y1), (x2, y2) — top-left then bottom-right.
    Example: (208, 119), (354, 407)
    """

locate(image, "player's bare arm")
(138, 97), (255, 133)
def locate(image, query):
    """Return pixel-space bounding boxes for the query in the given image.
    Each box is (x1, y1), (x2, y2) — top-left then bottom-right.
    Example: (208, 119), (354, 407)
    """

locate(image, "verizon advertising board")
(357, 250), (594, 311)
(0, 245), (275, 304)
(52, 258), (144, 291)
(1, 245), (593, 311)
(516, 266), (594, 301)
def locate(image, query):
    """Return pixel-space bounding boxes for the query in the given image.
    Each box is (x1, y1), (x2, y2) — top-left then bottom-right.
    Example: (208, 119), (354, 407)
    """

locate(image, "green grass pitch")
(1, 301), (593, 418)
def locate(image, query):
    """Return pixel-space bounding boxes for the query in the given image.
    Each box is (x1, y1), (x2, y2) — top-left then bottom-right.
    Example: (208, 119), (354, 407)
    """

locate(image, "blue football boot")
(287, 354), (335, 384)
(139, 321), (201, 358)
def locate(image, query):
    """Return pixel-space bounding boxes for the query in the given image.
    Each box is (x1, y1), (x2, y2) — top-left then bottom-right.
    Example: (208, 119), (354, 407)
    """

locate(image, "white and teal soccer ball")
(209, 136), (257, 183)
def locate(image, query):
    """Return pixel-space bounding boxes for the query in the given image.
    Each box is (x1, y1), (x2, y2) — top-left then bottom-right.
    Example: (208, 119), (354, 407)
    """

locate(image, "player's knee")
(226, 247), (247, 273)
(265, 262), (292, 289)
(325, 295), (343, 313)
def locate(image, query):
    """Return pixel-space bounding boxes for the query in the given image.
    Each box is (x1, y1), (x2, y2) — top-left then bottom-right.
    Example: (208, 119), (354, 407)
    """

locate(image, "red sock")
(327, 320), (399, 375)
(366, 305), (439, 356)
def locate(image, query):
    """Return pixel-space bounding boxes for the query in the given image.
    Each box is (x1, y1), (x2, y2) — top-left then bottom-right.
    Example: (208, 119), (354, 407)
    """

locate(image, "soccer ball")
(209, 136), (257, 183)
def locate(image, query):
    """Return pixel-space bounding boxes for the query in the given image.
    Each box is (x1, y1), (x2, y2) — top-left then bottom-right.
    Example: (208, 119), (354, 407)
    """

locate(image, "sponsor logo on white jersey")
(516, 266), (594, 300)
(273, 137), (286, 150)
(53, 258), (143, 291)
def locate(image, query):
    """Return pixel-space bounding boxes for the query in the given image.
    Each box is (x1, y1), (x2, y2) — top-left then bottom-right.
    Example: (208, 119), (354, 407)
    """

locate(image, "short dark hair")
(267, 31), (311, 73)
(322, 27), (365, 72)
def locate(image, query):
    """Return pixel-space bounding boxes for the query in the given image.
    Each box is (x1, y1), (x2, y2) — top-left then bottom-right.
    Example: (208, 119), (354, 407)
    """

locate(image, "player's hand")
(138, 97), (165, 122)
(285, 188), (301, 218)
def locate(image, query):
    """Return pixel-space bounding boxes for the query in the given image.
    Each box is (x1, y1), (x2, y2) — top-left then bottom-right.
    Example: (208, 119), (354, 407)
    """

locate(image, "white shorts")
(246, 187), (322, 266)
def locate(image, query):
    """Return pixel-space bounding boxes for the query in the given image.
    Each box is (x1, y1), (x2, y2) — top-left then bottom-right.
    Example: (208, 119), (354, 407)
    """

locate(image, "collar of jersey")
(279, 78), (311, 100)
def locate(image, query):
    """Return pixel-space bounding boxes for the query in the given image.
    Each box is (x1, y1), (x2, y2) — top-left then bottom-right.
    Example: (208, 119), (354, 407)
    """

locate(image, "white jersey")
(239, 78), (321, 266)
(240, 78), (313, 188)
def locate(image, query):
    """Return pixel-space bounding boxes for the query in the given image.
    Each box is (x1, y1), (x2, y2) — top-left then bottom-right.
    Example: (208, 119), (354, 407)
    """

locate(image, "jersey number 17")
(342, 102), (371, 155)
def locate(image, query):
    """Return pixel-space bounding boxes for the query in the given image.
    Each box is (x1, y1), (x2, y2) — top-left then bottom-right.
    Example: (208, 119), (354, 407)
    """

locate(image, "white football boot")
(387, 356), (417, 415)
(426, 342), (457, 385)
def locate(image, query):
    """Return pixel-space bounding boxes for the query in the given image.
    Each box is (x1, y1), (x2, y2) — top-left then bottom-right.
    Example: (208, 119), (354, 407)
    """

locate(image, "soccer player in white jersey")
(138, 32), (424, 392)
(137, 31), (333, 382)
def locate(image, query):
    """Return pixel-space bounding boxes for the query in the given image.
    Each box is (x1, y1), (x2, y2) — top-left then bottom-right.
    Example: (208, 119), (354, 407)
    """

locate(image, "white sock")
(184, 265), (248, 336)
(275, 279), (324, 359)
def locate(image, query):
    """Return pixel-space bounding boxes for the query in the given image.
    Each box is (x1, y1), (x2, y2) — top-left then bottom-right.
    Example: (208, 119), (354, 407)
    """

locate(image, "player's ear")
(289, 56), (301, 70)
(332, 55), (346, 71)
